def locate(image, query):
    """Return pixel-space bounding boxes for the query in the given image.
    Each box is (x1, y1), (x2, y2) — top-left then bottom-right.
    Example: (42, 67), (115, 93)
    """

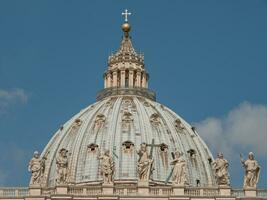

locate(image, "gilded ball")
(121, 23), (131, 32)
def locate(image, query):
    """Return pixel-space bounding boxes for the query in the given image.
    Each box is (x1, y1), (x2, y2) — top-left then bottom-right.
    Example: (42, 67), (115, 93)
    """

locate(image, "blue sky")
(0, 0), (266, 187)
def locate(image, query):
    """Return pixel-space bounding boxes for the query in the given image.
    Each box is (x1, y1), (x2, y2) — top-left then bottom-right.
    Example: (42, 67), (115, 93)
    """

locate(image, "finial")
(121, 9), (132, 37)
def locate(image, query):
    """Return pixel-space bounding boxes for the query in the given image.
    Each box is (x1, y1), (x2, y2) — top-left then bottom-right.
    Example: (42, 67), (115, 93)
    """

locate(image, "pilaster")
(120, 70), (125, 87)
(129, 70), (134, 87)
(112, 71), (118, 87)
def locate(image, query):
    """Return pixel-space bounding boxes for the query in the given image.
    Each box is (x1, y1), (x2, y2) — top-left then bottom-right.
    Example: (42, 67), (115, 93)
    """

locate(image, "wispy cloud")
(194, 102), (267, 158)
(0, 88), (28, 114)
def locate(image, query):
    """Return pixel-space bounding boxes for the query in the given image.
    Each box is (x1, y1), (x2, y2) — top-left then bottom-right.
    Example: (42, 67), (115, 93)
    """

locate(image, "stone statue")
(137, 143), (154, 181)
(241, 152), (260, 188)
(212, 153), (230, 185)
(99, 150), (114, 184)
(56, 148), (69, 185)
(28, 151), (46, 185)
(170, 151), (188, 186)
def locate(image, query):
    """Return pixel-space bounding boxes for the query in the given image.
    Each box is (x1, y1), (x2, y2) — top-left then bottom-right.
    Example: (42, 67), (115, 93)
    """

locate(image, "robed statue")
(56, 148), (69, 184)
(28, 151), (46, 185)
(241, 152), (260, 188)
(137, 143), (154, 181)
(99, 150), (114, 184)
(212, 153), (230, 185)
(170, 151), (188, 185)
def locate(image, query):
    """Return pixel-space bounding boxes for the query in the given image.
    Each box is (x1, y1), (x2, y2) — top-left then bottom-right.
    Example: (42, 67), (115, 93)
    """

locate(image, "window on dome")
(122, 141), (134, 153)
(87, 143), (99, 153)
(187, 149), (196, 158)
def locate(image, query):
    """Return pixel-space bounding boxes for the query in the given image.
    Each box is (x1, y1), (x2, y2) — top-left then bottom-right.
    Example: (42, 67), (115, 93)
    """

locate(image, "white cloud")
(0, 88), (28, 113)
(194, 102), (267, 158)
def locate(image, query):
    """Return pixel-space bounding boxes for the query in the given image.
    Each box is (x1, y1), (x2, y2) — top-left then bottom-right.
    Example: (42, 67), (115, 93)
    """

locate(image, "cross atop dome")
(122, 9), (131, 22)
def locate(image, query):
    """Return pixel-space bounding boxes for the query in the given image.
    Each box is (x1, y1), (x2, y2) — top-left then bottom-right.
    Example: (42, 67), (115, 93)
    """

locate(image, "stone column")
(129, 70), (134, 87)
(107, 73), (112, 88)
(141, 72), (146, 88)
(120, 70), (125, 88)
(112, 71), (117, 87)
(104, 75), (107, 88)
(136, 70), (141, 87)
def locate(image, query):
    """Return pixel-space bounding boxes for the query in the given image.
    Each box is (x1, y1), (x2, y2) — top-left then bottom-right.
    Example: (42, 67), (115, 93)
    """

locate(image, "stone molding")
(96, 87), (156, 101)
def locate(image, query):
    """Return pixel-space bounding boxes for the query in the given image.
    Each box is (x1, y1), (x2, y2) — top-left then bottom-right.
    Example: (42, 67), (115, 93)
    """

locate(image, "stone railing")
(0, 186), (266, 199)
(0, 187), (29, 197)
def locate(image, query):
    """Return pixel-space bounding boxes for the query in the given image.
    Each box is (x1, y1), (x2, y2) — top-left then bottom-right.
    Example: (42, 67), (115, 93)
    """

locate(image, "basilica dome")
(40, 22), (216, 187)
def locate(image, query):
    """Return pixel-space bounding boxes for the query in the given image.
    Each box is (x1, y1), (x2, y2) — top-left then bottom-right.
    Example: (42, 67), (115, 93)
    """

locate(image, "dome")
(41, 96), (215, 187)
(39, 19), (216, 187)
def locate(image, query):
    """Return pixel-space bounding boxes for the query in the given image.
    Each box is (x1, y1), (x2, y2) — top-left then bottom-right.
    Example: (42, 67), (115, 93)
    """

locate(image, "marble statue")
(99, 150), (114, 184)
(212, 153), (230, 185)
(170, 151), (188, 186)
(56, 148), (69, 185)
(28, 151), (46, 185)
(137, 143), (154, 181)
(241, 152), (260, 188)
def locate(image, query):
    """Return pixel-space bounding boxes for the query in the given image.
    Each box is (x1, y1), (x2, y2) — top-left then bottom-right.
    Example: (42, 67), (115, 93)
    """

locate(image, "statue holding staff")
(240, 152), (260, 188)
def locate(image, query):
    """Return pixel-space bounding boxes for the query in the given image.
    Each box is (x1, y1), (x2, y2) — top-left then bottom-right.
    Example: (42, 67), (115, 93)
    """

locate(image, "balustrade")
(0, 186), (266, 198)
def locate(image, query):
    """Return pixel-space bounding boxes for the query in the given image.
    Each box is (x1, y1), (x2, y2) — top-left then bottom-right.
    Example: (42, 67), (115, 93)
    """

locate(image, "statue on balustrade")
(137, 143), (154, 181)
(99, 150), (114, 184)
(56, 148), (69, 185)
(28, 151), (46, 185)
(241, 152), (260, 188)
(170, 151), (188, 186)
(212, 153), (230, 185)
